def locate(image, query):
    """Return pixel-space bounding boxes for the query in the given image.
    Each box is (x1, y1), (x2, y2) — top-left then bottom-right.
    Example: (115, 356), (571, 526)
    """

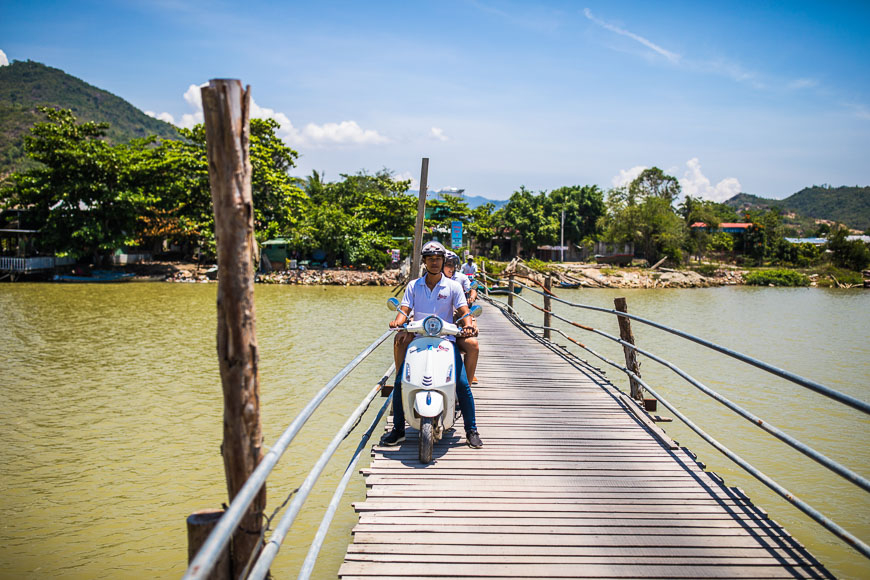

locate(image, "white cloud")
(170, 82), (388, 145)
(430, 127), (449, 142)
(145, 110), (176, 124)
(788, 78), (818, 90)
(583, 8), (680, 64)
(0, 49), (8, 66)
(680, 157), (741, 202)
(299, 120), (389, 146)
(392, 171), (419, 190)
(611, 165), (647, 188)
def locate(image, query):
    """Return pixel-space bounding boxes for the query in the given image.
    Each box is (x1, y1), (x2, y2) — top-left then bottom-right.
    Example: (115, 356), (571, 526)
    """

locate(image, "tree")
(501, 186), (559, 255)
(546, 185), (605, 243)
(1, 107), (157, 259)
(827, 226), (870, 271)
(599, 169), (687, 263)
(303, 169), (416, 269)
(629, 167), (681, 203)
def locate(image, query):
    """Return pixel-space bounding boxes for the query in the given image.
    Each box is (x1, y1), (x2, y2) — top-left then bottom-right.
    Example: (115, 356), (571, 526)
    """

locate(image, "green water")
(0, 284), (867, 578)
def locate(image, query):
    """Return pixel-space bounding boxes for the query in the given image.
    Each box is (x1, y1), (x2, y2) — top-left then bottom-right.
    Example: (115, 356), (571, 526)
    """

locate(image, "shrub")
(476, 256), (505, 277)
(744, 269), (810, 287)
(526, 257), (553, 273)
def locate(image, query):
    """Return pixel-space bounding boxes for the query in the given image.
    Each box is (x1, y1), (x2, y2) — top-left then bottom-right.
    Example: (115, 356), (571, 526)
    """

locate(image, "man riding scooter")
(444, 251), (480, 385)
(382, 241), (483, 449)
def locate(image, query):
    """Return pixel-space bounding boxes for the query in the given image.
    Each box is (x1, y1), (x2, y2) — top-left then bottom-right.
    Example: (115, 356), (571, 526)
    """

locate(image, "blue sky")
(2, 0), (869, 200)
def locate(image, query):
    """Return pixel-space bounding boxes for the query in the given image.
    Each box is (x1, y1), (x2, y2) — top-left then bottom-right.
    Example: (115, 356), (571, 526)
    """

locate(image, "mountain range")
(1, 60), (867, 230)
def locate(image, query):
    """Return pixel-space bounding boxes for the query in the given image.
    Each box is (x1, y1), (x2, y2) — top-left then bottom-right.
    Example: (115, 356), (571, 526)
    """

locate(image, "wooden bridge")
(339, 307), (831, 579)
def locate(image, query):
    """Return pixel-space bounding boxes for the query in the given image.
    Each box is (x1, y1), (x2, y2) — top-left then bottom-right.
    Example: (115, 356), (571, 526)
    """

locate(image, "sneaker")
(380, 429), (405, 446)
(466, 429), (483, 449)
(471, 376), (479, 385)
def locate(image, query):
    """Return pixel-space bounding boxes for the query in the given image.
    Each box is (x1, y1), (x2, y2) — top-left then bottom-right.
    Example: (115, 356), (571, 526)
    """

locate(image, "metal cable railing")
(481, 273), (870, 559)
(183, 332), (394, 580)
(502, 273), (870, 414)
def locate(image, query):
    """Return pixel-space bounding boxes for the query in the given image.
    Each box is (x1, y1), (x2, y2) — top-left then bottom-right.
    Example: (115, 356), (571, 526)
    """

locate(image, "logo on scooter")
(437, 344), (450, 352)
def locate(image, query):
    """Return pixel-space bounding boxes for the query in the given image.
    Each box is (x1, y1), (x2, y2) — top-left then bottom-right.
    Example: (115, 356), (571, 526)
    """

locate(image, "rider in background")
(461, 255), (477, 280)
(382, 241), (483, 449)
(444, 251), (480, 385)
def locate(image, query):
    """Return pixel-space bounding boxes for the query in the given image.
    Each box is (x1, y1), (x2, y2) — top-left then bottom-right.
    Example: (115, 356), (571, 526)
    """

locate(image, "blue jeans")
(392, 345), (476, 433)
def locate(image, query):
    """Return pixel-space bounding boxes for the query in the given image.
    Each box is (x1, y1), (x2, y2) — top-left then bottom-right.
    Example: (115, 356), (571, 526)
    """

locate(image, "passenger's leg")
(453, 346), (476, 432)
(457, 336), (479, 384)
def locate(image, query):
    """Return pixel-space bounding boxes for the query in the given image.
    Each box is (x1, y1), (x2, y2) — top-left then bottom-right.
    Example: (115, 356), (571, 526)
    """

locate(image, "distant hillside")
(725, 186), (870, 231)
(0, 60), (178, 176)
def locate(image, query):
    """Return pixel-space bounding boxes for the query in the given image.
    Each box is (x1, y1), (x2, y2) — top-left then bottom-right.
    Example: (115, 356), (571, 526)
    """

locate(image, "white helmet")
(421, 241), (447, 257)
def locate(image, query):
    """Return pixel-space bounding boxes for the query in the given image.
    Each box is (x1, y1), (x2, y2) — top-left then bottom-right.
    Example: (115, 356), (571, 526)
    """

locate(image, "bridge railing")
(183, 332), (395, 580)
(480, 270), (870, 560)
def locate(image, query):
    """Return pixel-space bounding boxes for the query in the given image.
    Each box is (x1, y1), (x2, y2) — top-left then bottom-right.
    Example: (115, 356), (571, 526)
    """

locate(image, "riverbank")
(30, 260), (860, 288)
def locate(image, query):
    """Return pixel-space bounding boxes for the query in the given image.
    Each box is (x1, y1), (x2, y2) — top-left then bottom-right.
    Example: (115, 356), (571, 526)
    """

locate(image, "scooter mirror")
(469, 280), (479, 289)
(470, 304), (483, 318)
(386, 297), (400, 311)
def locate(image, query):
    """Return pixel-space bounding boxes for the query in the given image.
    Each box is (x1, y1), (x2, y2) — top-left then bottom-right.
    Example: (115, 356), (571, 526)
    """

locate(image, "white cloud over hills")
(146, 83), (389, 147)
(0, 49), (9, 66)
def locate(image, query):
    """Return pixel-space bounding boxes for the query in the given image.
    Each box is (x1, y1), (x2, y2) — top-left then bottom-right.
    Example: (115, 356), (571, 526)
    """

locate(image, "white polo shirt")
(451, 271), (472, 293)
(461, 262), (477, 277)
(400, 274), (467, 341)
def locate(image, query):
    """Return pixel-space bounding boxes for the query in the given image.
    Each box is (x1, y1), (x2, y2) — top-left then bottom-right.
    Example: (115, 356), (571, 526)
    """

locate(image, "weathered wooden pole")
(507, 274), (515, 309)
(543, 275), (552, 340)
(187, 510), (230, 580)
(410, 158), (429, 280)
(199, 78), (266, 577)
(614, 297), (644, 402)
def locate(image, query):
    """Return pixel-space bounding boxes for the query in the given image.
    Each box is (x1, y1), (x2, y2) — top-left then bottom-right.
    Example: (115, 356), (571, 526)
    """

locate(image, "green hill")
(725, 187), (870, 231)
(0, 60), (179, 176)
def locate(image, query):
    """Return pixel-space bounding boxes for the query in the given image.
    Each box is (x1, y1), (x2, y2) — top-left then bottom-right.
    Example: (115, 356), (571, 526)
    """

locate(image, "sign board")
(391, 249), (400, 263)
(451, 221), (463, 250)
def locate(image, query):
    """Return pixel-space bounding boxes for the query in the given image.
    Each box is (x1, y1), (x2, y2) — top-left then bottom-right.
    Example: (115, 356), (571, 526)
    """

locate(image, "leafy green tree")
(546, 185), (605, 243)
(599, 168), (687, 263)
(304, 169), (416, 269)
(502, 186), (559, 254)
(0, 107), (157, 258)
(629, 167), (681, 203)
(743, 208), (784, 265)
(826, 226), (870, 271)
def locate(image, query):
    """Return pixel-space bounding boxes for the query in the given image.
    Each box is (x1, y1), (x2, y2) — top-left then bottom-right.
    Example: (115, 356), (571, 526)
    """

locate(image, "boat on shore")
(594, 253), (634, 266)
(488, 284), (522, 296)
(53, 270), (135, 283)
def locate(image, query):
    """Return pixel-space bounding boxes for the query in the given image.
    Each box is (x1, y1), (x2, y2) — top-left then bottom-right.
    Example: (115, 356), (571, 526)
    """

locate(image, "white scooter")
(387, 298), (482, 463)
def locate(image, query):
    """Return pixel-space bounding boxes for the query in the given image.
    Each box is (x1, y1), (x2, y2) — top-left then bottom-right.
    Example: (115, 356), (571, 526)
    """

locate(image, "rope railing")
(183, 332), (394, 580)
(481, 286), (870, 559)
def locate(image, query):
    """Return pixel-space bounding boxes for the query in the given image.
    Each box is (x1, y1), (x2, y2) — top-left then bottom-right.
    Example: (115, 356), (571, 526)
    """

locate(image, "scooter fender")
(414, 390), (444, 418)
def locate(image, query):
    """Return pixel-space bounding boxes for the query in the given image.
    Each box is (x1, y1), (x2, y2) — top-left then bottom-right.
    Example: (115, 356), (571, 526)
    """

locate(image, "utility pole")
(410, 158), (429, 279)
(560, 209), (565, 262)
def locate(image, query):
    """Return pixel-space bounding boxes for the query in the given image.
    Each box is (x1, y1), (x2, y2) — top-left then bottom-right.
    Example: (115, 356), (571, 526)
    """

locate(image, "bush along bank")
(744, 269), (811, 287)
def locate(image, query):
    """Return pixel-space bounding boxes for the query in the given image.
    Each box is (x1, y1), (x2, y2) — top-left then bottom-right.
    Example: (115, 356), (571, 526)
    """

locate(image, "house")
(690, 222), (753, 233)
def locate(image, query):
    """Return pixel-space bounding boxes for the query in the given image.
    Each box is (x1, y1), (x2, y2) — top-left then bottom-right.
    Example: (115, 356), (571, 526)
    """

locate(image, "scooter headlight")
(423, 316), (443, 337)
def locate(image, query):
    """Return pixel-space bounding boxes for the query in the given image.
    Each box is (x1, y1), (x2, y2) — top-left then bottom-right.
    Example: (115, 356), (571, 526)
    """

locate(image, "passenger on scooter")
(444, 251), (480, 386)
(382, 241), (483, 449)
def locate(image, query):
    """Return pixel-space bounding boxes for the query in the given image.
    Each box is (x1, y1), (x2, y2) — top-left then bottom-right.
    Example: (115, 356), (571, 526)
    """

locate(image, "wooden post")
(543, 275), (552, 340)
(507, 274), (515, 309)
(481, 261), (488, 296)
(410, 158), (429, 280)
(187, 510), (230, 580)
(200, 79), (266, 577)
(614, 297), (644, 402)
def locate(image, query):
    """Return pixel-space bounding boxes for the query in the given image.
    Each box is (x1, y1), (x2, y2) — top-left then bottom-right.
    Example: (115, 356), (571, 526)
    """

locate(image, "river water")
(0, 283), (867, 579)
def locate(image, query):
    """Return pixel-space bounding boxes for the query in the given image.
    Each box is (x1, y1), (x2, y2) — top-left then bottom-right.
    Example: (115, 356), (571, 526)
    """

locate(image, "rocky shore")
(151, 261), (746, 288)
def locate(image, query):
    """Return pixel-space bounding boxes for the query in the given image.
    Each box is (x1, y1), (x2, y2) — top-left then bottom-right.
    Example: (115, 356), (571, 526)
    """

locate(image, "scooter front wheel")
(419, 417), (434, 464)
